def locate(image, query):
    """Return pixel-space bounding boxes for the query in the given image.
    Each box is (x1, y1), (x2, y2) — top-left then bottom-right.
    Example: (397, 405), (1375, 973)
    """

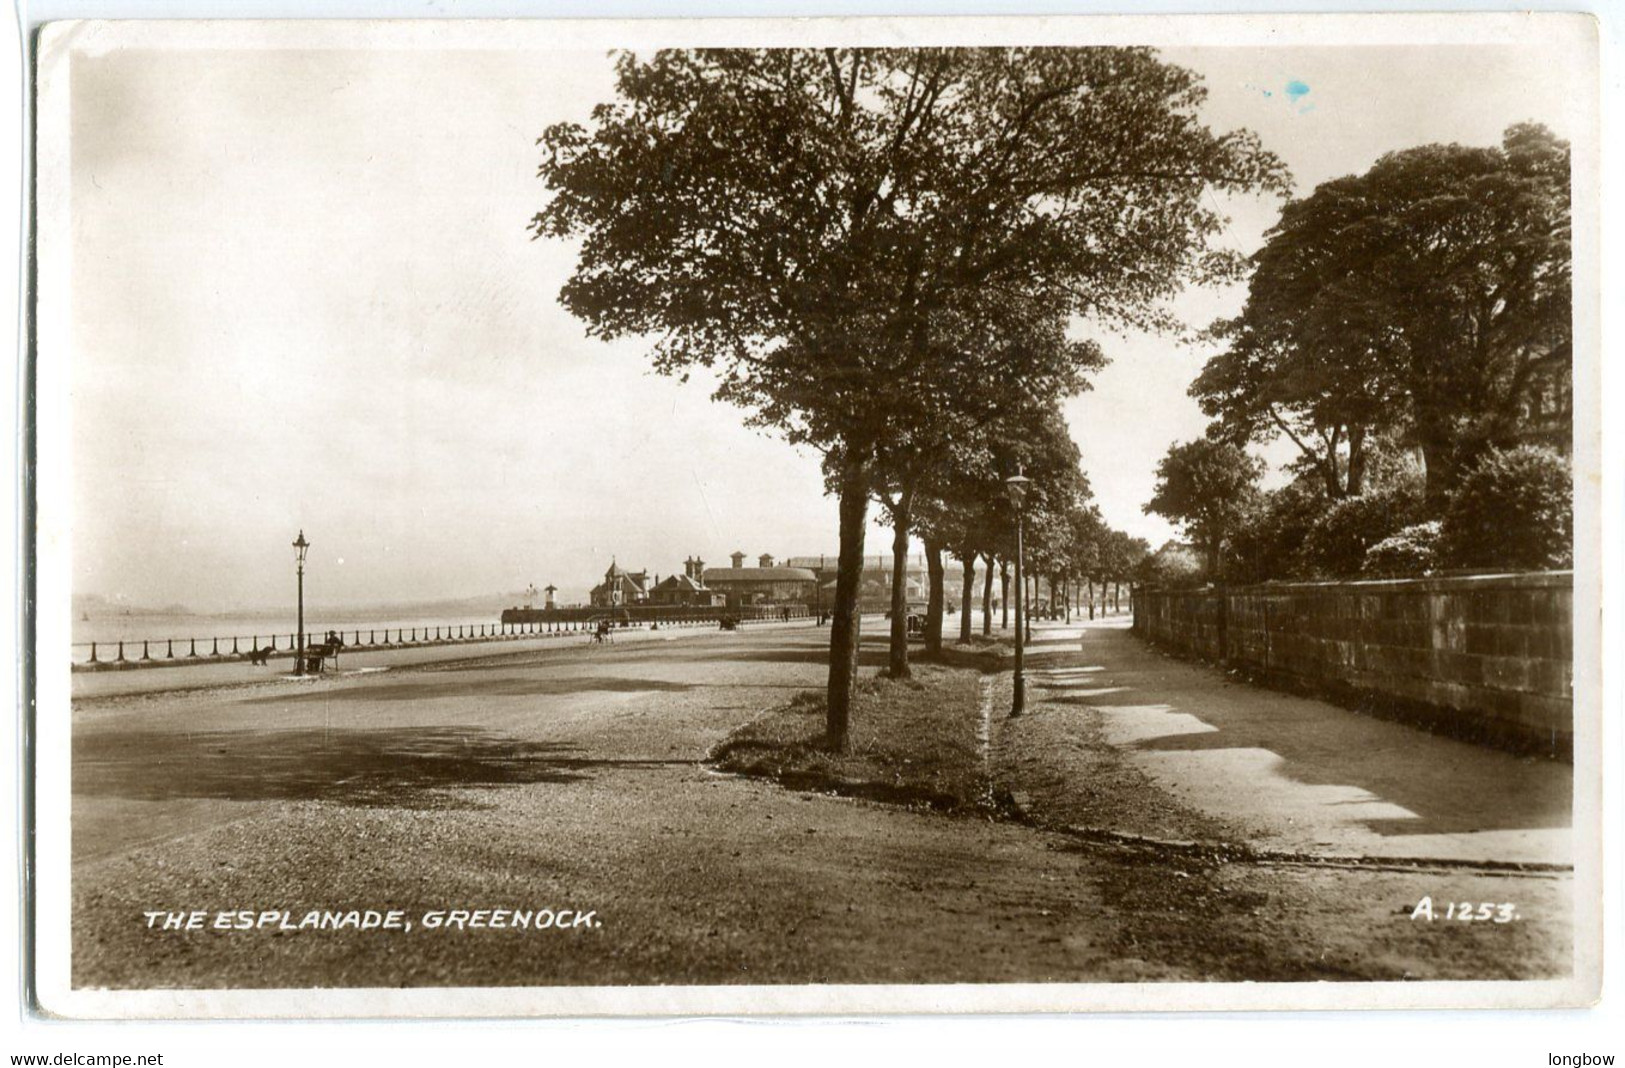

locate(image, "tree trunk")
(924, 538), (946, 657)
(1346, 425), (1368, 496)
(886, 491), (914, 678)
(825, 453), (869, 752)
(890, 490), (916, 676)
(1087, 576), (1095, 620)
(955, 552), (968, 637)
(999, 561), (1010, 630)
(959, 555), (975, 644)
(1325, 430), (1344, 500)
(981, 554), (994, 637)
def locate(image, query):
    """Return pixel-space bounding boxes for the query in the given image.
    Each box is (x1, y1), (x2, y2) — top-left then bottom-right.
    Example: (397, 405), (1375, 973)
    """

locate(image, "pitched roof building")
(647, 557), (724, 607)
(589, 560), (652, 608)
(702, 551), (818, 608)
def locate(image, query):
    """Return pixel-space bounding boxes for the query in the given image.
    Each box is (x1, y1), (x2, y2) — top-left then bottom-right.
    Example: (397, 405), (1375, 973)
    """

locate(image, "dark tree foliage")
(1226, 476), (1328, 584)
(535, 47), (1286, 748)
(911, 397), (1094, 653)
(1144, 439), (1263, 579)
(1439, 445), (1572, 571)
(868, 303), (1103, 676)
(1193, 124), (1571, 503)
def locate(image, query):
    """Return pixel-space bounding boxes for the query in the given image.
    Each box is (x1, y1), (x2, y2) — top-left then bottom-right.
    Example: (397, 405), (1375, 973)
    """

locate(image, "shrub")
(1301, 485), (1425, 578)
(1439, 445), (1572, 570)
(1138, 541), (1206, 588)
(1363, 521), (1442, 578)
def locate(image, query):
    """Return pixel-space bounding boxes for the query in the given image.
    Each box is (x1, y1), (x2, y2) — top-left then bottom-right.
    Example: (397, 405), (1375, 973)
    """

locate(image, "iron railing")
(71, 607), (811, 671)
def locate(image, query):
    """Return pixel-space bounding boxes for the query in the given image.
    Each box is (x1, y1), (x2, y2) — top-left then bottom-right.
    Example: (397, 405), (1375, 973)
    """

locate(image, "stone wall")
(1132, 572), (1572, 755)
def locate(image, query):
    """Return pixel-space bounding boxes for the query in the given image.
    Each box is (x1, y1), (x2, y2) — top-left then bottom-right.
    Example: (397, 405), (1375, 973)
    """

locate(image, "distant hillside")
(335, 590), (552, 617)
(72, 592), (192, 617)
(74, 586), (596, 622)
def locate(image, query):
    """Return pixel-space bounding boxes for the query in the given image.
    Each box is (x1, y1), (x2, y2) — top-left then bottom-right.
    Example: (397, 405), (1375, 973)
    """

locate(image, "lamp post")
(292, 530), (309, 676)
(1005, 469), (1031, 717)
(816, 554), (826, 624)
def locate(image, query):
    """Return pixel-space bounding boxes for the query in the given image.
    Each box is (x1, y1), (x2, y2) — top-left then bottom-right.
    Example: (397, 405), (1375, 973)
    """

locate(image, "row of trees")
(909, 402), (1150, 658)
(537, 48), (1287, 749)
(1143, 122), (1573, 587)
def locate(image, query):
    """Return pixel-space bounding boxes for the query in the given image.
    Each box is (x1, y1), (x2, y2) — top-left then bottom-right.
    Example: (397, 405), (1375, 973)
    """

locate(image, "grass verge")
(709, 653), (1003, 814)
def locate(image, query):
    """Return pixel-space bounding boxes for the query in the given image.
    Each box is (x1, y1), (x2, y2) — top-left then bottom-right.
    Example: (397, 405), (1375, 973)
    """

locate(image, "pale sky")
(57, 26), (1586, 611)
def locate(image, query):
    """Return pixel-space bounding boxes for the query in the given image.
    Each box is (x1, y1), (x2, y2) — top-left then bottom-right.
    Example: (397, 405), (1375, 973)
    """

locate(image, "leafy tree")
(1193, 124), (1571, 502)
(1439, 445), (1572, 570)
(911, 394), (1094, 654)
(1099, 529), (1151, 612)
(1060, 506), (1106, 618)
(1227, 475), (1327, 584)
(911, 467), (999, 647)
(1144, 439), (1263, 579)
(536, 47), (1286, 748)
(870, 301), (1101, 675)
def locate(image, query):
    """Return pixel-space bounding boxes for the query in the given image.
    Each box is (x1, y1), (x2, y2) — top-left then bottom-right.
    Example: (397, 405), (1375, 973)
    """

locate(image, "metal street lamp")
(1005, 469), (1031, 717)
(292, 530), (309, 677)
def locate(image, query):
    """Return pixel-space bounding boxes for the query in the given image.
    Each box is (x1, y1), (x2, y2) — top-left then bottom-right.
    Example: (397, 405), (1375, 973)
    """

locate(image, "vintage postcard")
(27, 12), (1602, 1017)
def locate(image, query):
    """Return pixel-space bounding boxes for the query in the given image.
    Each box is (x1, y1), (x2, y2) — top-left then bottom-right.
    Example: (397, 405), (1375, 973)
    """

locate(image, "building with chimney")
(786, 554), (949, 612)
(589, 560), (653, 608)
(701, 551), (817, 609)
(647, 556), (724, 607)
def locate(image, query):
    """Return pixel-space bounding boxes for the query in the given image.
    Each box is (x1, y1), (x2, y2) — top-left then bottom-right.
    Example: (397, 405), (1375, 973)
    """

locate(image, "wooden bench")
(300, 641), (343, 674)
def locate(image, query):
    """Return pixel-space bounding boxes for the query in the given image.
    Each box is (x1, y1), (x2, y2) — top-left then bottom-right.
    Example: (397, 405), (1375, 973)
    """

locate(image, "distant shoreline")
(72, 592), (588, 624)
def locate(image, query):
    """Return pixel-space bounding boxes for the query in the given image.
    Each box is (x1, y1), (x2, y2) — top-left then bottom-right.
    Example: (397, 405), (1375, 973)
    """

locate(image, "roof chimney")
(758, 553), (775, 568)
(730, 551), (746, 569)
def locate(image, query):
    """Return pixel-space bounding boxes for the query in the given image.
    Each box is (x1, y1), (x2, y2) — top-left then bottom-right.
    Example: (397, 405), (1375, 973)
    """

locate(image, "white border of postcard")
(30, 11), (1604, 1018)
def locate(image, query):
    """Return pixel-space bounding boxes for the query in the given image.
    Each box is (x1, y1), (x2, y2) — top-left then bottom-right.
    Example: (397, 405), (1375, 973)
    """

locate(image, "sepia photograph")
(24, 11), (1603, 1020)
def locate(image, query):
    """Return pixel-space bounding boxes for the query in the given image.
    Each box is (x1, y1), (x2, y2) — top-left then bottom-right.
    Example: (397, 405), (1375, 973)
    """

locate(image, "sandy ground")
(71, 621), (1574, 988)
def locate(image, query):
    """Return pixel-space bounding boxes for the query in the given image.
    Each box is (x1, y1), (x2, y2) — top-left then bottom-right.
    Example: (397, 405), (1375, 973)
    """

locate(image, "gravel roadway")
(71, 620), (1573, 989)
(74, 623), (1164, 988)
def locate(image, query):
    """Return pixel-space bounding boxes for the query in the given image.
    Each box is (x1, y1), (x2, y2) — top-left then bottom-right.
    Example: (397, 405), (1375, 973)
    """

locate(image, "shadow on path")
(1041, 623), (1570, 842)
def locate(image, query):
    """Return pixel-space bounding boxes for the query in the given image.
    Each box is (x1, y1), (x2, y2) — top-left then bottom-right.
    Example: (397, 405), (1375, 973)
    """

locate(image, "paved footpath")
(1021, 619), (1572, 867)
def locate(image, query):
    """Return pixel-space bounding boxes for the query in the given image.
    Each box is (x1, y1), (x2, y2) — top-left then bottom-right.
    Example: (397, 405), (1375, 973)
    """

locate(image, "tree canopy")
(1192, 123), (1571, 502)
(536, 47), (1288, 746)
(538, 47), (1285, 456)
(1144, 438), (1263, 579)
